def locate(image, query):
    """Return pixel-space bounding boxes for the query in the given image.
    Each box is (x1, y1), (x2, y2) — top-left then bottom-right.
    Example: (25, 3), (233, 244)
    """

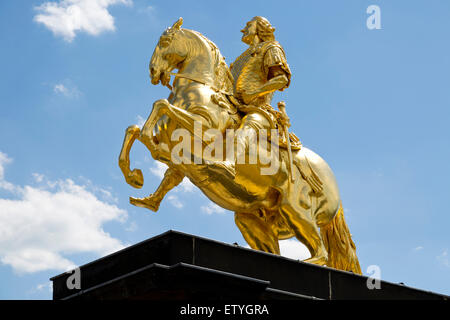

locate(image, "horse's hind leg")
(279, 199), (328, 266)
(118, 125), (144, 188)
(130, 167), (184, 211)
(235, 211), (280, 254)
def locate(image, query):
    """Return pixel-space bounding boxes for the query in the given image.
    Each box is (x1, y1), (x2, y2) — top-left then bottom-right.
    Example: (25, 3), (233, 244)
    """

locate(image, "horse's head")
(149, 17), (187, 86)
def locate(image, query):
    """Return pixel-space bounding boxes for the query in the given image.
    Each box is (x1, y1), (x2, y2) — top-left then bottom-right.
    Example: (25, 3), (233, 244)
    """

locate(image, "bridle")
(167, 72), (233, 96)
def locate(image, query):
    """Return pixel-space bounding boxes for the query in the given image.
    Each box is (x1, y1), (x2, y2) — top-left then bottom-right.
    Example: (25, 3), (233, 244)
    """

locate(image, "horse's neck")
(178, 30), (216, 85)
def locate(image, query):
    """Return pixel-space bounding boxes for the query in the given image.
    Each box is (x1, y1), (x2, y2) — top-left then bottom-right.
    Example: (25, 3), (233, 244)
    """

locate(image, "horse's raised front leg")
(140, 99), (213, 149)
(130, 167), (184, 212)
(118, 125), (144, 188)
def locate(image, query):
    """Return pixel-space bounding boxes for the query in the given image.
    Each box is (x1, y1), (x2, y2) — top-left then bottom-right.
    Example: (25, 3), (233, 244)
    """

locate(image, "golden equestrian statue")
(118, 17), (361, 274)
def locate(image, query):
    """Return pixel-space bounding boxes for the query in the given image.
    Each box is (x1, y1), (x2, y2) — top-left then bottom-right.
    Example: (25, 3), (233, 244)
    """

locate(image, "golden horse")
(118, 18), (361, 274)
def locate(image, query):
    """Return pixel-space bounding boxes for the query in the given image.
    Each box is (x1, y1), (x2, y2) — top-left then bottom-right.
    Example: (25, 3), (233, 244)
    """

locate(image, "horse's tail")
(320, 203), (362, 274)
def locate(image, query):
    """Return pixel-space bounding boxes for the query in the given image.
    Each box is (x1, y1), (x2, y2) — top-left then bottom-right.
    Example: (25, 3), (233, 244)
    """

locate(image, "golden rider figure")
(231, 16), (291, 125)
(228, 16), (301, 180)
(120, 17), (361, 273)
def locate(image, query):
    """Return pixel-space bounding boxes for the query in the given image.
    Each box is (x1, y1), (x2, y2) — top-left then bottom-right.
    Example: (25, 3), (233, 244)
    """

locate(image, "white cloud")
(413, 246), (424, 251)
(279, 239), (311, 261)
(437, 249), (449, 268)
(53, 83), (81, 98)
(137, 5), (155, 15)
(244, 239), (310, 261)
(0, 152), (127, 273)
(54, 84), (69, 95)
(0, 152), (15, 191)
(32, 173), (45, 183)
(201, 202), (226, 215)
(136, 115), (146, 129)
(179, 178), (195, 193)
(27, 281), (53, 296)
(36, 282), (53, 292)
(0, 152), (11, 180)
(149, 161), (166, 180)
(125, 221), (137, 232)
(34, 0), (132, 42)
(167, 195), (183, 209)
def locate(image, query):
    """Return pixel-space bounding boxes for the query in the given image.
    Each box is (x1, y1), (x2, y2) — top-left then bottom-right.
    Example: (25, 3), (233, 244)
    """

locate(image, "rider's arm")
(242, 46), (291, 104)
(243, 67), (289, 103)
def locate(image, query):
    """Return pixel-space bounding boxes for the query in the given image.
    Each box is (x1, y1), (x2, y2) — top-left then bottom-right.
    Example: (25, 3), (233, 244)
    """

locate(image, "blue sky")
(0, 0), (449, 299)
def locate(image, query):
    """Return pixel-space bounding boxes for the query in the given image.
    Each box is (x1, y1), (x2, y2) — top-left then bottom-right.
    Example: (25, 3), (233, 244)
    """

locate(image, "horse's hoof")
(303, 254), (328, 266)
(129, 196), (160, 212)
(127, 169), (144, 189)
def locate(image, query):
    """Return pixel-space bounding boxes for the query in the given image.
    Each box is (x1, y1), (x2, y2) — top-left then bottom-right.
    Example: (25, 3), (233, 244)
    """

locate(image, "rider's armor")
(231, 40), (291, 107)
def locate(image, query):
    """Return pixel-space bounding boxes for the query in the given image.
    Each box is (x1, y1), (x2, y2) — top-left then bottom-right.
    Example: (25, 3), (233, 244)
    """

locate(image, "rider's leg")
(235, 211), (280, 254)
(130, 167), (184, 212)
(235, 112), (267, 162)
(204, 112), (268, 177)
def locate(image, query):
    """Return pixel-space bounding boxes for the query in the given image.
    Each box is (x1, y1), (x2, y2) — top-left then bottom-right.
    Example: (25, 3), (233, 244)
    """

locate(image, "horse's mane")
(187, 29), (234, 95)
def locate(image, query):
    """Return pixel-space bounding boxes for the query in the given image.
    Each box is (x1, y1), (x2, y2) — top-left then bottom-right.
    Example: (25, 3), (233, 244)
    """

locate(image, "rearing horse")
(118, 18), (361, 274)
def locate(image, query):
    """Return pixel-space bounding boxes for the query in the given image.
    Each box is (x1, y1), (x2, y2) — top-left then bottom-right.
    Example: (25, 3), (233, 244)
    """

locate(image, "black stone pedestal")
(50, 230), (448, 300)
